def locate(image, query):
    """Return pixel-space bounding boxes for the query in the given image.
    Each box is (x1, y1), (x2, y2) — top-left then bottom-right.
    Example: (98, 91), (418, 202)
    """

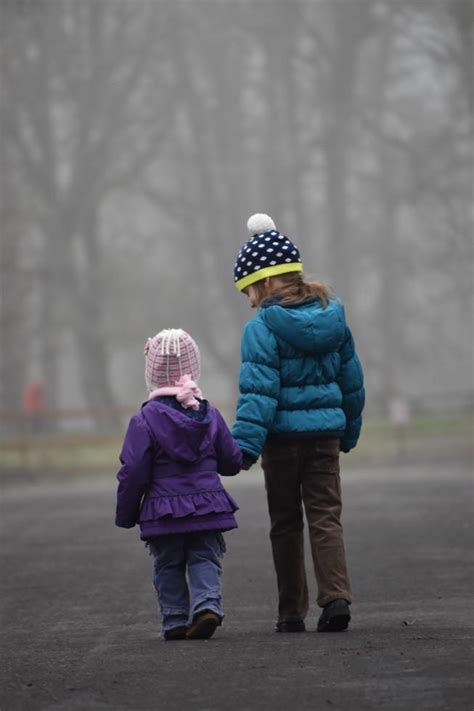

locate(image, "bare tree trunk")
(37, 207), (74, 414)
(261, 3), (305, 240)
(73, 208), (119, 430)
(447, 0), (473, 119)
(322, 0), (373, 301)
(0, 150), (28, 414)
(0, 1), (46, 414)
(323, 36), (357, 298)
(370, 12), (401, 412)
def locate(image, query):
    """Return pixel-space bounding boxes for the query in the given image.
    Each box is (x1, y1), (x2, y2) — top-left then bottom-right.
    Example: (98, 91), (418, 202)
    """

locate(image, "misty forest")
(1, 0), (472, 433)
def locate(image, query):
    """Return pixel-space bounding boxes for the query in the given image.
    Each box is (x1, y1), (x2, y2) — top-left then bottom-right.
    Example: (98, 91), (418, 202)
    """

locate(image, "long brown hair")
(250, 272), (333, 308)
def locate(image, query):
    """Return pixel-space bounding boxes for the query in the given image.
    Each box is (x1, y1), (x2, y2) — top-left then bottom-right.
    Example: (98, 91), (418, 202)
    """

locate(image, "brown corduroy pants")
(261, 437), (352, 621)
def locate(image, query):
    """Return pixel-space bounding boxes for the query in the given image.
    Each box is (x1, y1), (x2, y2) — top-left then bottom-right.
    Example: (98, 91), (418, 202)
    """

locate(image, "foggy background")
(2, 6), (473, 706)
(1, 0), (472, 440)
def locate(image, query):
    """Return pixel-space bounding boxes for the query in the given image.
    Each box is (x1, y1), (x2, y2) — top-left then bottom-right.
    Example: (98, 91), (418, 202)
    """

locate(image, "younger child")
(115, 328), (242, 640)
(232, 214), (365, 633)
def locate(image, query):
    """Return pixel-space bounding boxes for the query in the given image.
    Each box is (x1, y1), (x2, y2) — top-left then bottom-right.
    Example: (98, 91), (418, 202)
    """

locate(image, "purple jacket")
(115, 398), (242, 538)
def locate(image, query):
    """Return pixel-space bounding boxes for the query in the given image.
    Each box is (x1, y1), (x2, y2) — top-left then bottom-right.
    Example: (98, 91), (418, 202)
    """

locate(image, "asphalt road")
(1, 462), (473, 711)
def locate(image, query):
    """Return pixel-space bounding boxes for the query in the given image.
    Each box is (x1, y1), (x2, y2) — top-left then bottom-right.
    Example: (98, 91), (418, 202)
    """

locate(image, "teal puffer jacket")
(232, 298), (365, 460)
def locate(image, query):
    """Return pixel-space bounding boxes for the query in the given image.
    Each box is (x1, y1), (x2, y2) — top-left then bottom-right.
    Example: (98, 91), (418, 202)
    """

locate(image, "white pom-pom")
(247, 213), (276, 236)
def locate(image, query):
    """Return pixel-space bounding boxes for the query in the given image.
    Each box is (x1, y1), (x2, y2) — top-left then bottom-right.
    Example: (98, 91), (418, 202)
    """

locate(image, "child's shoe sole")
(275, 620), (306, 633)
(317, 599), (351, 632)
(164, 625), (188, 640)
(317, 613), (350, 632)
(186, 611), (221, 640)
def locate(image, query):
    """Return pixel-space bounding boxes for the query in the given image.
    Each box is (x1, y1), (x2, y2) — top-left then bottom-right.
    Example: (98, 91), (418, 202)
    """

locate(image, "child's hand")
(240, 451), (256, 470)
(115, 514), (138, 528)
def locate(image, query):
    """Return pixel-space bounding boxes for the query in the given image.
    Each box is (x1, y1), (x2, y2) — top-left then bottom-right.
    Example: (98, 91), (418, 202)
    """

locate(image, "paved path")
(1, 463), (473, 710)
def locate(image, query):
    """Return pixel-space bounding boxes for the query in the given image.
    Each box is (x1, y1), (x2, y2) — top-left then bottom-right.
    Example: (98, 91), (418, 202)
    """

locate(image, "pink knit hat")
(144, 329), (201, 392)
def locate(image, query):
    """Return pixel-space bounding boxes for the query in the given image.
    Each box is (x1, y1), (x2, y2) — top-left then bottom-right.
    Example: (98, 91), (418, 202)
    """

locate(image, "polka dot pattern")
(234, 229), (303, 289)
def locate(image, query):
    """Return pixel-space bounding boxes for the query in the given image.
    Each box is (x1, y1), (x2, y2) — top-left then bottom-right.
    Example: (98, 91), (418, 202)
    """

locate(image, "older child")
(116, 329), (242, 640)
(232, 214), (365, 633)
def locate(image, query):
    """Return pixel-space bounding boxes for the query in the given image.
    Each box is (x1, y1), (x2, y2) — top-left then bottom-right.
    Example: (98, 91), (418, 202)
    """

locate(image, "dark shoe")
(317, 599), (351, 632)
(186, 610), (222, 640)
(275, 619), (306, 633)
(164, 625), (188, 641)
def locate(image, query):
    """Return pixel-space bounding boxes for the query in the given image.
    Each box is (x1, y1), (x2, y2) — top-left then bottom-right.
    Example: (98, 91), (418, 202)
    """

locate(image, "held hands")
(240, 450), (257, 471)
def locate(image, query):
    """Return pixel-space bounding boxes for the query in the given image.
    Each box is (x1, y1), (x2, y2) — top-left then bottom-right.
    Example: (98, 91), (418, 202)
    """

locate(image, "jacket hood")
(141, 400), (212, 463)
(260, 298), (346, 354)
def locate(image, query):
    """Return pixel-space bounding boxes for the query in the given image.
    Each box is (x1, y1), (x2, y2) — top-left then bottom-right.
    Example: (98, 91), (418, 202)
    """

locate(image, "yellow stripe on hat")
(235, 262), (303, 292)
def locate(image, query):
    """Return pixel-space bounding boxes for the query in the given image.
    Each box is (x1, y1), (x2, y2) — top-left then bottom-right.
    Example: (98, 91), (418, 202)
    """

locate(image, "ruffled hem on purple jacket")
(139, 489), (238, 538)
(140, 488), (238, 522)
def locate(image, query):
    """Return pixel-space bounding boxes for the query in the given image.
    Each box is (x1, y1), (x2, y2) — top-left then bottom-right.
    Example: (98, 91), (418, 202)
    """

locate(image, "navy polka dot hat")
(234, 214), (303, 292)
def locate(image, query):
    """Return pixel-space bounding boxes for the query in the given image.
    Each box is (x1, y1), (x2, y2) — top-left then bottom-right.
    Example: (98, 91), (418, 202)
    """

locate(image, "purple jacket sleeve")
(115, 414), (154, 528)
(213, 409), (243, 476)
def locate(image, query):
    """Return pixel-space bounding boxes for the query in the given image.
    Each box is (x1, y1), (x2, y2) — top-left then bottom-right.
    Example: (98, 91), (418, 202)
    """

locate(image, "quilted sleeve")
(336, 326), (365, 452)
(231, 317), (280, 461)
(213, 409), (243, 476)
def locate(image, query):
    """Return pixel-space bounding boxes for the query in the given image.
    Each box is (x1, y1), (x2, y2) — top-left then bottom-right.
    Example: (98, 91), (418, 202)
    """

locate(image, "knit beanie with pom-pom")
(233, 213), (303, 292)
(144, 329), (201, 391)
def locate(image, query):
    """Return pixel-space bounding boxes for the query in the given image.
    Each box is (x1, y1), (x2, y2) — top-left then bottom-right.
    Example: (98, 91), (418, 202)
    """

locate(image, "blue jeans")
(147, 531), (226, 634)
